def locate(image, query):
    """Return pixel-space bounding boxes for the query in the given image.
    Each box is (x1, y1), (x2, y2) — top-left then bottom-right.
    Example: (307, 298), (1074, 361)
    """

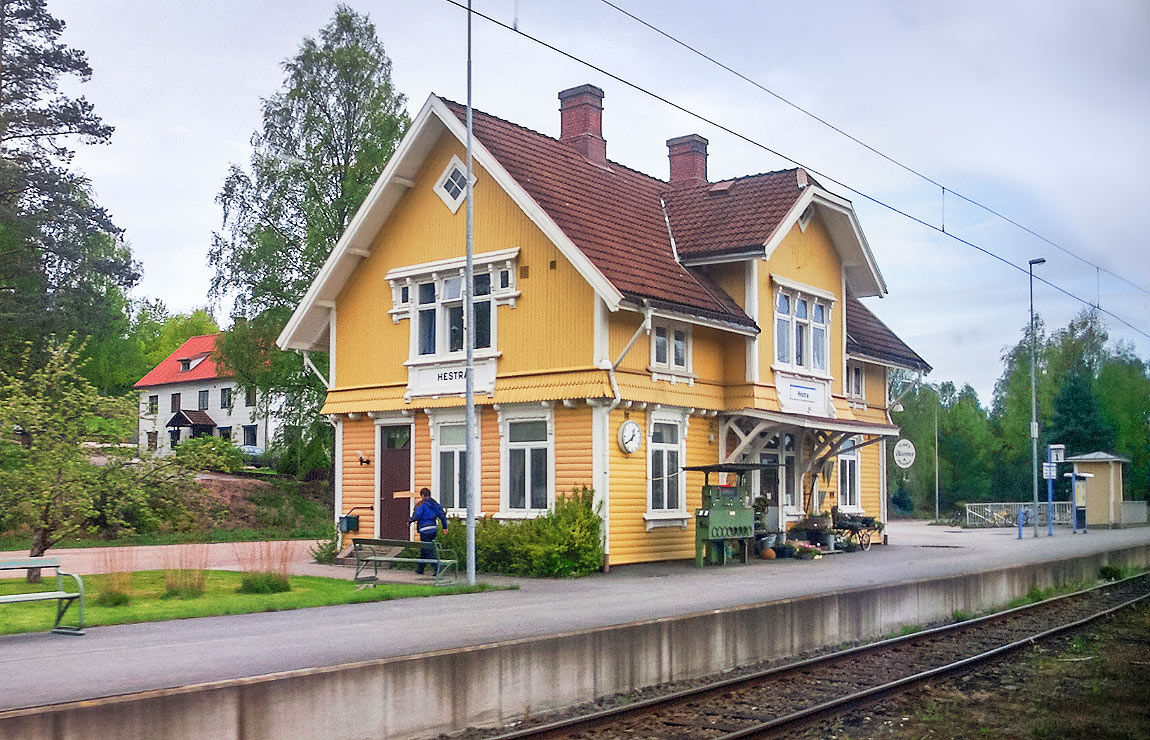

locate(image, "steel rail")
(481, 573), (1149, 740)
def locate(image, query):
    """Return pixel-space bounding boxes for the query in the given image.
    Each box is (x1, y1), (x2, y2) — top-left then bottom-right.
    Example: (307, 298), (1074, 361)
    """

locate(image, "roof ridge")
(439, 96), (672, 189)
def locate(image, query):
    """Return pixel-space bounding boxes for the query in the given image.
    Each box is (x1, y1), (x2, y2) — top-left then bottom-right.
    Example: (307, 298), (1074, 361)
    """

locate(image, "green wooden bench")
(0, 557), (85, 635)
(352, 538), (458, 586)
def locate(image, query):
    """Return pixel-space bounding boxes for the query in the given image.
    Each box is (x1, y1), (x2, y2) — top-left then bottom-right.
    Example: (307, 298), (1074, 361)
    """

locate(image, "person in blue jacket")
(410, 487), (448, 575)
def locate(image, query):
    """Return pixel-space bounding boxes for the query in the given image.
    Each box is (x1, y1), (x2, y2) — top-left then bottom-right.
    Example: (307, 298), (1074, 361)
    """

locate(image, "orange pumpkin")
(761, 547), (777, 560)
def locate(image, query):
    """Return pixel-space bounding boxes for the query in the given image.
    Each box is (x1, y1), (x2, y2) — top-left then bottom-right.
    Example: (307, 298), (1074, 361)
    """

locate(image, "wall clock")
(617, 419), (643, 454)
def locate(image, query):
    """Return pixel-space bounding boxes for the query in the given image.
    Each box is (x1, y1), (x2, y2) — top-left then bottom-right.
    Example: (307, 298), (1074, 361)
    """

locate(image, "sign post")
(1046, 444), (1064, 536)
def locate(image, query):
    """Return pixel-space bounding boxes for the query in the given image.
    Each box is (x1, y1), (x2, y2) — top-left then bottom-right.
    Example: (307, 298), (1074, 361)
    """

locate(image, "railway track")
(481, 572), (1150, 740)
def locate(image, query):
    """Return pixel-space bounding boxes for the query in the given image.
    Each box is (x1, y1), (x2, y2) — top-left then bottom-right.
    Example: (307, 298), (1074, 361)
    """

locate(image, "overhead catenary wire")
(596, 0), (1150, 301)
(438, 0), (1150, 342)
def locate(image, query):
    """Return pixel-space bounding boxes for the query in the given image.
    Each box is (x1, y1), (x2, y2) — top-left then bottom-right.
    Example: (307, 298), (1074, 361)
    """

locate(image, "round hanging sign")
(893, 439), (917, 469)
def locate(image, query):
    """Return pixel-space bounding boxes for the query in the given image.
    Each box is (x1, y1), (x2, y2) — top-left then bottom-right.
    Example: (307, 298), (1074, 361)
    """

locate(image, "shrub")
(95, 589), (130, 607)
(163, 543), (209, 598)
(439, 487), (605, 577)
(174, 436), (245, 473)
(1099, 565), (1123, 581)
(311, 524), (341, 564)
(238, 572), (291, 593)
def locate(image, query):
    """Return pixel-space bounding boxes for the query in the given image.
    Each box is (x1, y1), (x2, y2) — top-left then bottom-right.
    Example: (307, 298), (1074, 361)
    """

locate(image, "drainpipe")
(605, 303), (654, 413)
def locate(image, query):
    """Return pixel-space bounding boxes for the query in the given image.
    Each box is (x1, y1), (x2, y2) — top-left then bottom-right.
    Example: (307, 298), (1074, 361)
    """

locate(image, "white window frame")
(649, 319), (694, 384)
(772, 279), (835, 380)
(838, 435), (862, 512)
(761, 434), (800, 513)
(434, 154), (477, 214)
(846, 361), (866, 406)
(644, 409), (690, 530)
(495, 404), (555, 519)
(429, 409), (483, 517)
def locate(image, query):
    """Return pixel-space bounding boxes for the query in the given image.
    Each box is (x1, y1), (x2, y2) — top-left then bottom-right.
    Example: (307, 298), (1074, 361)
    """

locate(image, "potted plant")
(794, 543), (821, 560)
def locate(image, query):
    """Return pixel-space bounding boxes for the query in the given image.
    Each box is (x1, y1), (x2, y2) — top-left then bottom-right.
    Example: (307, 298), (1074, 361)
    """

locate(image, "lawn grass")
(0, 527), (328, 553)
(0, 570), (504, 635)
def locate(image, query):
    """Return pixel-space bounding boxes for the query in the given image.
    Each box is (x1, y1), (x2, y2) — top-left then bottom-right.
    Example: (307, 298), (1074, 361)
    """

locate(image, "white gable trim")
(278, 94), (623, 352)
(761, 185), (887, 298)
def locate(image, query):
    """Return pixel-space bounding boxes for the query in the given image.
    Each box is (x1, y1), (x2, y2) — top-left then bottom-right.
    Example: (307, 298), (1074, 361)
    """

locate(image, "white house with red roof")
(134, 334), (279, 456)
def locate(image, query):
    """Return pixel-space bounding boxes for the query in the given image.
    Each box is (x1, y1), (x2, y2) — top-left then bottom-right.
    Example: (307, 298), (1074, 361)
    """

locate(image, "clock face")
(617, 420), (643, 454)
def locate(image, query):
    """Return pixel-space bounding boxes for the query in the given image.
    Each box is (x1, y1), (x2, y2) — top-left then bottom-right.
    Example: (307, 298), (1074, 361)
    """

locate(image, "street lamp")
(1028, 257), (1046, 538)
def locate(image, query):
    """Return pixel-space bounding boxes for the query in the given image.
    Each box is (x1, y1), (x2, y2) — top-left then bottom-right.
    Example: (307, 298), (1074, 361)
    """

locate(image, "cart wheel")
(860, 530), (872, 551)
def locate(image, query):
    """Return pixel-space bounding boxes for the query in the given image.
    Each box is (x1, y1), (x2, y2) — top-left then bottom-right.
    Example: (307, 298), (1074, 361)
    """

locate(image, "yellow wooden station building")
(278, 84), (930, 566)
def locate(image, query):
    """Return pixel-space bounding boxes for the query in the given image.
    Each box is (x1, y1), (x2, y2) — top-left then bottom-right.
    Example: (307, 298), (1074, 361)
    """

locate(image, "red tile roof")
(134, 334), (231, 388)
(443, 100), (763, 330)
(845, 298), (932, 372)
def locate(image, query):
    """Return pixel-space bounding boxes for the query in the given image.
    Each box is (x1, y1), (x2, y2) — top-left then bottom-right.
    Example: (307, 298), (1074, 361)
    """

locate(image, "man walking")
(410, 487), (448, 575)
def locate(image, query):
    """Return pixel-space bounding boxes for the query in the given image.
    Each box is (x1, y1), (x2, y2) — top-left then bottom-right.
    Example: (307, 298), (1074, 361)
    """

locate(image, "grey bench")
(352, 538), (458, 586)
(0, 557), (85, 635)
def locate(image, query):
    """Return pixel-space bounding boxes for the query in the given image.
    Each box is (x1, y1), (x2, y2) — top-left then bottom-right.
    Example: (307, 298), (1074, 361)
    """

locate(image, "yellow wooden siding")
(864, 363), (887, 411)
(479, 408), (500, 514)
(334, 132), (596, 392)
(859, 438), (883, 518)
(759, 215), (845, 395)
(705, 263), (746, 308)
(606, 409), (721, 566)
(555, 405), (595, 496)
(341, 419), (376, 545)
(412, 413), (432, 500)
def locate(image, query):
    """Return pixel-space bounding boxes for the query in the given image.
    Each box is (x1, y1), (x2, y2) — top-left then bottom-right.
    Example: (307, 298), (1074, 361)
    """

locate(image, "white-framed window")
(839, 435), (861, 511)
(197, 390), (209, 410)
(651, 321), (691, 373)
(497, 405), (554, 516)
(846, 362), (865, 403)
(430, 413), (480, 513)
(761, 434), (798, 510)
(386, 250), (520, 362)
(774, 288), (832, 375)
(434, 154), (476, 213)
(649, 421), (684, 512)
(220, 387), (233, 409)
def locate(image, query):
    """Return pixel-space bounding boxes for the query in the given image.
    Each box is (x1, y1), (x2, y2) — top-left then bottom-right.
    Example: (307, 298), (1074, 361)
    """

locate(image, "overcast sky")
(52, 0), (1150, 402)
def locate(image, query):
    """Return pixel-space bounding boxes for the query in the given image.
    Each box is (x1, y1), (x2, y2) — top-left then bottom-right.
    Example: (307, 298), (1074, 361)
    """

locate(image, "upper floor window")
(846, 362), (865, 402)
(651, 321), (690, 373)
(416, 274), (492, 357)
(197, 390), (209, 410)
(434, 155), (475, 214)
(775, 289), (831, 374)
(220, 387), (233, 409)
(170, 393), (181, 412)
(147, 395), (158, 415)
(245, 387), (256, 407)
(179, 359), (191, 372)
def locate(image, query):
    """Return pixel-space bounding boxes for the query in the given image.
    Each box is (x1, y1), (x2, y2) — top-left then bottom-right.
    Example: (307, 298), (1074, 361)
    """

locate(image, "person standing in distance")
(410, 487), (448, 575)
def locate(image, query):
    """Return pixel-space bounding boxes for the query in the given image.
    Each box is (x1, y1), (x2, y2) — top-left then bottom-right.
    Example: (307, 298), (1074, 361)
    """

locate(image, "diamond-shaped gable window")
(434, 155), (473, 214)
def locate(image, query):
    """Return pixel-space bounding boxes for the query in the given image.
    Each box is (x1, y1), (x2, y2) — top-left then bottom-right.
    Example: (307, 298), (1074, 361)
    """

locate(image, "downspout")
(604, 302), (654, 413)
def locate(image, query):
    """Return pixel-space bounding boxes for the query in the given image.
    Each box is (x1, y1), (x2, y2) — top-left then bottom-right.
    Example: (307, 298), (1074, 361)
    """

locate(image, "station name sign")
(408, 358), (497, 398)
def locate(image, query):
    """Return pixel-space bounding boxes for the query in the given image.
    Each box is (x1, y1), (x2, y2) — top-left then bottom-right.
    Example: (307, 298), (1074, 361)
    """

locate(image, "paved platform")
(1, 522), (1147, 712)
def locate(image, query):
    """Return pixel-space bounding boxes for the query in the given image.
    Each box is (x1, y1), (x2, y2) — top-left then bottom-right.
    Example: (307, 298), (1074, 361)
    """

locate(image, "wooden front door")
(378, 425), (412, 539)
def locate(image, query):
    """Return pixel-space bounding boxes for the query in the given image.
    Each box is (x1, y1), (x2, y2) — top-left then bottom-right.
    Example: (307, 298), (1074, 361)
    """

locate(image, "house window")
(649, 422), (683, 511)
(220, 387), (232, 409)
(436, 423), (469, 510)
(218, 426), (232, 441)
(179, 359), (191, 372)
(170, 393), (181, 412)
(245, 387), (256, 407)
(839, 436), (861, 510)
(198, 390), (209, 410)
(501, 411), (552, 514)
(434, 154), (474, 213)
(761, 434), (798, 509)
(243, 425), (257, 447)
(169, 429), (181, 449)
(774, 288), (831, 374)
(651, 321), (691, 378)
(147, 432), (158, 451)
(148, 395), (158, 414)
(413, 274), (494, 358)
(846, 362), (865, 401)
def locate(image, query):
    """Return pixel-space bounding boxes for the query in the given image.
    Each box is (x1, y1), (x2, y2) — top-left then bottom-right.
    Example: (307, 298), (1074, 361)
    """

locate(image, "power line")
(596, 0), (1150, 301)
(439, 0), (1150, 342)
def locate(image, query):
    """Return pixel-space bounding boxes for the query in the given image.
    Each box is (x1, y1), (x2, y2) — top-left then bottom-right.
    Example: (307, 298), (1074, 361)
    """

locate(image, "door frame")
(373, 414), (415, 539)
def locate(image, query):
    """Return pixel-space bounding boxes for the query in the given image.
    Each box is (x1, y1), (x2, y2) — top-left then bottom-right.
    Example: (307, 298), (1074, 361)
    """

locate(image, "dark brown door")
(378, 425), (412, 539)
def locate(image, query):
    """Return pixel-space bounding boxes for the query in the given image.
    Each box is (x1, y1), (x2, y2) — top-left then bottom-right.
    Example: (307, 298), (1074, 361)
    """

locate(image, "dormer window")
(179, 359), (191, 372)
(435, 155), (475, 213)
(650, 319), (693, 383)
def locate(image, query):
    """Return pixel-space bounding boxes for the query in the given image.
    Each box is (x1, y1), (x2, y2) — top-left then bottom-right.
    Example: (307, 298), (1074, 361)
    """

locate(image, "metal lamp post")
(1028, 257), (1045, 538)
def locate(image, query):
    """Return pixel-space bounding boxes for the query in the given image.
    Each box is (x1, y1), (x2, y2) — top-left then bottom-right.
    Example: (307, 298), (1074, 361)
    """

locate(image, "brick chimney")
(559, 84), (606, 165)
(667, 134), (708, 187)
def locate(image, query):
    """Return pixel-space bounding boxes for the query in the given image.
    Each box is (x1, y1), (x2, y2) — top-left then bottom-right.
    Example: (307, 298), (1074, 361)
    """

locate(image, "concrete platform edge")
(2, 543), (1148, 740)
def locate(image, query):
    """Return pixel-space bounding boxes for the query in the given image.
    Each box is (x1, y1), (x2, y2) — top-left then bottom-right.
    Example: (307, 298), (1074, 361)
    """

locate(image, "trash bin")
(1074, 507), (1087, 529)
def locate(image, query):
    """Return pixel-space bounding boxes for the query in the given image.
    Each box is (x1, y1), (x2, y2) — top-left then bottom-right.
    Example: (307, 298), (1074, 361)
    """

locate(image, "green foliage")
(1099, 565), (1123, 581)
(174, 436), (245, 473)
(439, 487), (605, 577)
(208, 6), (408, 481)
(238, 572), (291, 594)
(94, 589), (130, 607)
(1051, 369), (1114, 457)
(311, 524), (342, 564)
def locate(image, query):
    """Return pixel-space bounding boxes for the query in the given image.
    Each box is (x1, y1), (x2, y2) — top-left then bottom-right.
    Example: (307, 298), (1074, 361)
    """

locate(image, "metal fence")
(965, 502), (1073, 528)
